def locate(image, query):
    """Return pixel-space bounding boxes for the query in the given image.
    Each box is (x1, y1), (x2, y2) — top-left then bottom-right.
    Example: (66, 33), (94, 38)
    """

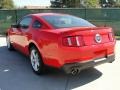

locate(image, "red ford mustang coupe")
(6, 13), (115, 75)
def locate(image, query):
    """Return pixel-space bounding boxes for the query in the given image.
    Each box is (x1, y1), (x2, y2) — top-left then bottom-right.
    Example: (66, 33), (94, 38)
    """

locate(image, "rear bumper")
(62, 54), (115, 74)
(43, 42), (115, 68)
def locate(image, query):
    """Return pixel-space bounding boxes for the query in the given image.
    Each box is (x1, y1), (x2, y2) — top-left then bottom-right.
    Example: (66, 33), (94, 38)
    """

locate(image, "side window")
(32, 20), (41, 29)
(19, 17), (32, 29)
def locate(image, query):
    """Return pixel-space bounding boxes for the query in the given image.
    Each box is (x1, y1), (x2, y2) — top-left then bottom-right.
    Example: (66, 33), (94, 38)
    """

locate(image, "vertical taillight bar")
(109, 33), (114, 41)
(67, 37), (72, 46)
(63, 36), (83, 47)
(76, 36), (80, 46)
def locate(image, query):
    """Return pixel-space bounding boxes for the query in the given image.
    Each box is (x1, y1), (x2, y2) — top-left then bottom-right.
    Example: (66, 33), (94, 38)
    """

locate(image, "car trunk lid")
(57, 27), (114, 46)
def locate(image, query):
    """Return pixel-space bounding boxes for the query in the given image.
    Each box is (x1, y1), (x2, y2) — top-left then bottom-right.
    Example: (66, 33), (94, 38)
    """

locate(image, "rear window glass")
(42, 15), (95, 28)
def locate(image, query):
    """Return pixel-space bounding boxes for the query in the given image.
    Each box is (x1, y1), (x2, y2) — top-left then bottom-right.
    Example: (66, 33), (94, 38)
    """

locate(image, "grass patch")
(115, 36), (120, 40)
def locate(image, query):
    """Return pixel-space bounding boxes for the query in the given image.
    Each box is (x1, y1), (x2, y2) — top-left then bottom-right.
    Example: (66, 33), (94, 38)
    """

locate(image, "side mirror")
(33, 24), (41, 28)
(33, 21), (41, 29)
(21, 25), (29, 29)
(11, 24), (20, 28)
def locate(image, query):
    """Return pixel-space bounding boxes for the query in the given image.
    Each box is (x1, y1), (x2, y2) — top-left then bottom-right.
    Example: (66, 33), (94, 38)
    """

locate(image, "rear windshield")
(42, 15), (95, 28)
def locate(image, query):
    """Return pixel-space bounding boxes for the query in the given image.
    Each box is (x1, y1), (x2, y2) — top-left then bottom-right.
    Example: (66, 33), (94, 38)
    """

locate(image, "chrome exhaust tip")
(71, 68), (79, 75)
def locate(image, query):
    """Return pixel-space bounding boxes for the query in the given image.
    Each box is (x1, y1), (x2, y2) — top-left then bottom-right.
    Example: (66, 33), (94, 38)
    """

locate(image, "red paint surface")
(7, 13), (116, 68)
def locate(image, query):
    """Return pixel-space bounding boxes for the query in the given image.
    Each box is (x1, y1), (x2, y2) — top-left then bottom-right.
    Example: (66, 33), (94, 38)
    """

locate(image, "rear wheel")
(30, 46), (44, 75)
(6, 35), (14, 50)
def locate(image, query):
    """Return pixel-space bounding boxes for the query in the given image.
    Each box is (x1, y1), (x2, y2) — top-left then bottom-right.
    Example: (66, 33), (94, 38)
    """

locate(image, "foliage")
(50, 0), (120, 8)
(50, 0), (62, 8)
(100, 0), (120, 7)
(83, 0), (100, 8)
(0, 0), (14, 9)
(50, 0), (100, 8)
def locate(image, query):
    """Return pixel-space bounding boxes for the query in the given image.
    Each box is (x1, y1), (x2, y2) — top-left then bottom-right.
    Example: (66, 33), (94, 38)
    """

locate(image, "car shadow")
(0, 46), (102, 90)
(44, 67), (102, 90)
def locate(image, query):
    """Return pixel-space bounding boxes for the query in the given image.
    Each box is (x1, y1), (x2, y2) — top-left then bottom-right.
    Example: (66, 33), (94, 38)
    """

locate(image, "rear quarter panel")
(29, 30), (62, 67)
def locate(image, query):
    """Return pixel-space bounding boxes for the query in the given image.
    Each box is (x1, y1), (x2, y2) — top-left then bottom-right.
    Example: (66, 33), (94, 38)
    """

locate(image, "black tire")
(30, 46), (44, 75)
(6, 35), (14, 50)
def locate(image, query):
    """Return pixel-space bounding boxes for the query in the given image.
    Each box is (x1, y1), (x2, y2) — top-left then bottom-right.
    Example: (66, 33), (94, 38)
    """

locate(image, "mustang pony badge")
(95, 34), (102, 43)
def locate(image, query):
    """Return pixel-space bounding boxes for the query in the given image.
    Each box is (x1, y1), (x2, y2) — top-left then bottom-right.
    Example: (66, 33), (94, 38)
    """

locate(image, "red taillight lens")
(108, 33), (114, 41)
(63, 36), (84, 47)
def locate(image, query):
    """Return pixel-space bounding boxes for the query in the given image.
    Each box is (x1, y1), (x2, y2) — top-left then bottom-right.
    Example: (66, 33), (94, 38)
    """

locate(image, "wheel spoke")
(32, 50), (36, 58)
(34, 61), (39, 71)
(30, 49), (40, 71)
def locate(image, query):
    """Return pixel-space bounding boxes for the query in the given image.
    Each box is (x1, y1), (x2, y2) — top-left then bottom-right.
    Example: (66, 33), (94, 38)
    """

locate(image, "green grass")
(115, 36), (120, 39)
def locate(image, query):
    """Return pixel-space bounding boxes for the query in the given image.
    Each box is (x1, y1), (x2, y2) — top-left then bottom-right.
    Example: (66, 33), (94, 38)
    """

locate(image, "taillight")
(108, 32), (114, 41)
(63, 36), (84, 47)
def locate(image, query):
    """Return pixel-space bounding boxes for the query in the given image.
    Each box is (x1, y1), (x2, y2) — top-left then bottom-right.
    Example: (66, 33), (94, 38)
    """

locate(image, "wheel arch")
(28, 41), (44, 62)
(28, 42), (41, 54)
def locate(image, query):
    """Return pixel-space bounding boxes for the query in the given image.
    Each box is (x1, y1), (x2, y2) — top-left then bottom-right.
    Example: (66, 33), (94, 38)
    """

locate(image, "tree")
(109, 0), (120, 7)
(0, 0), (14, 9)
(100, 0), (117, 7)
(50, 0), (63, 8)
(50, 0), (100, 8)
(83, 0), (100, 8)
(64, 0), (81, 8)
